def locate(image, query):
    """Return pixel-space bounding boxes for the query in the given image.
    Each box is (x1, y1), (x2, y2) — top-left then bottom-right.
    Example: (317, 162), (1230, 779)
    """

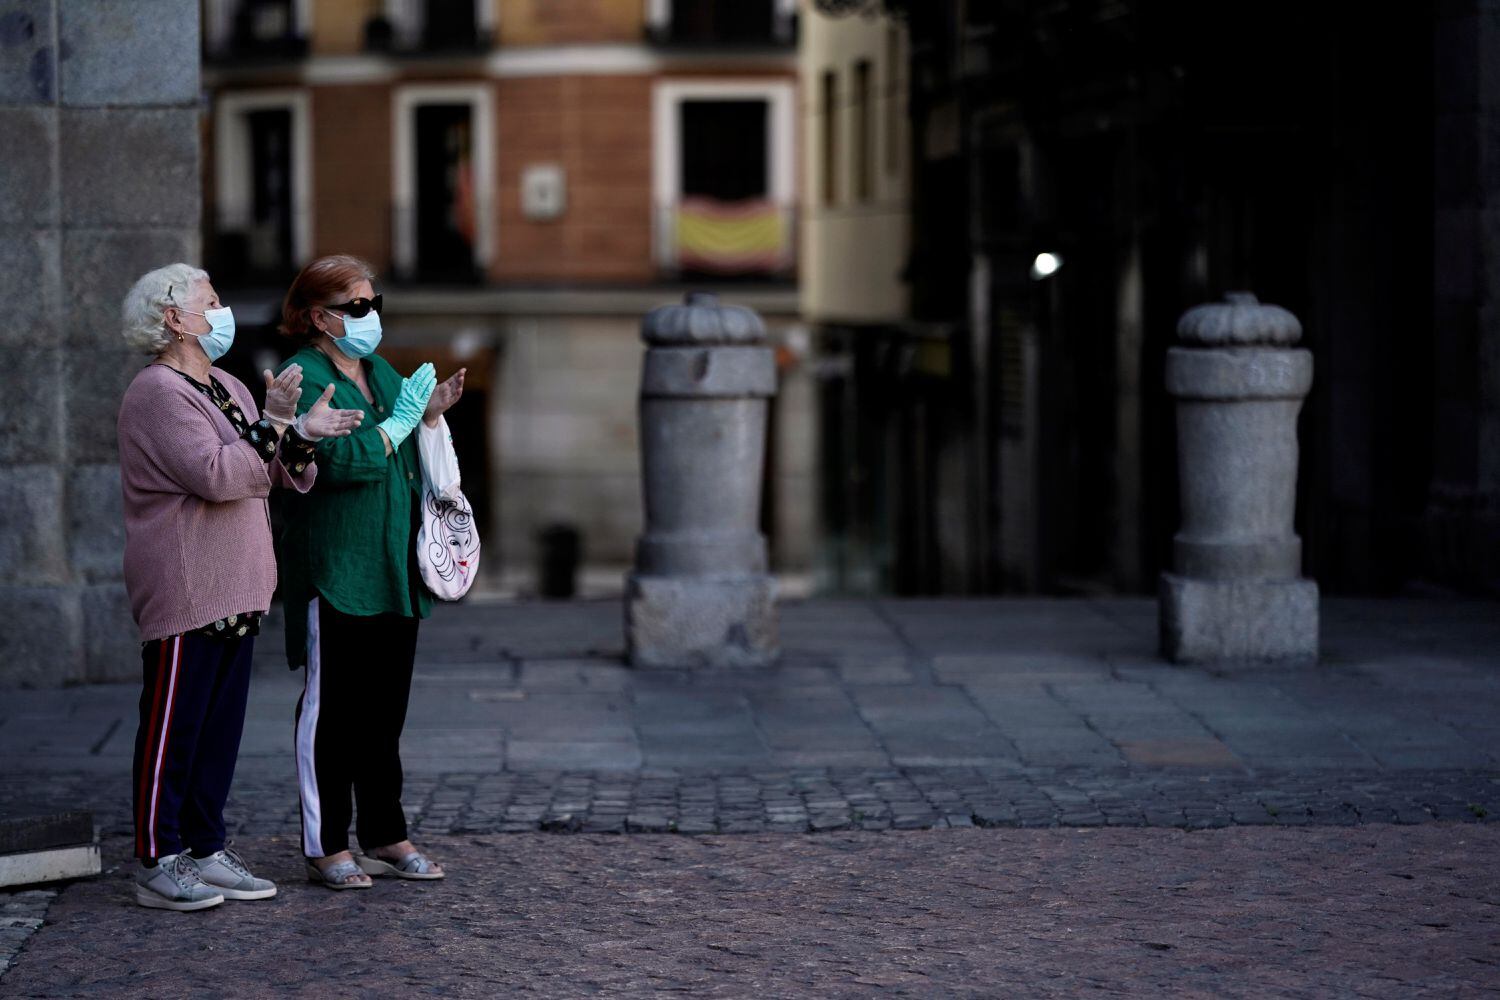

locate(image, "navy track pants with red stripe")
(131, 632), (254, 860)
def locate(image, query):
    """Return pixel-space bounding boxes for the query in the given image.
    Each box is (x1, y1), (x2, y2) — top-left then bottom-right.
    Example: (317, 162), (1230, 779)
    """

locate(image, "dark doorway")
(895, 0), (1442, 596)
(1038, 135), (1126, 592)
(413, 103), (478, 283)
(245, 108), (294, 276)
(680, 100), (768, 201)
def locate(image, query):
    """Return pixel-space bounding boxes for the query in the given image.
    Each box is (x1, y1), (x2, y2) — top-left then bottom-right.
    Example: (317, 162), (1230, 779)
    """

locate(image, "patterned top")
(168, 368), (318, 640)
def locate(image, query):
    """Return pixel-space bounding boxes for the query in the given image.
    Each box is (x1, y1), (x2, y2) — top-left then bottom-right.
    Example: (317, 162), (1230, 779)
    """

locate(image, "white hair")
(121, 263), (210, 356)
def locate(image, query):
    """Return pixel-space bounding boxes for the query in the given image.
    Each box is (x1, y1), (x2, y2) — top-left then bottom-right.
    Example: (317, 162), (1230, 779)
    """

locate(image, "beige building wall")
(799, 2), (908, 323)
(495, 313), (643, 573)
(307, 0), (502, 53)
(309, 0), (379, 54)
(490, 302), (812, 586)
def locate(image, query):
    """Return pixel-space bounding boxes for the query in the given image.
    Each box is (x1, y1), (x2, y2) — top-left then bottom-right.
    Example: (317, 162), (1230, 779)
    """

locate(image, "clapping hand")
(375, 362), (436, 450)
(262, 365), (303, 425)
(423, 368), (466, 428)
(297, 384), (364, 440)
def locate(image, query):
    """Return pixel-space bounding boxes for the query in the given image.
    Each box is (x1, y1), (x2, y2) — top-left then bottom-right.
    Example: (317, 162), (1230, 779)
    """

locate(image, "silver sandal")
(357, 851), (444, 880)
(305, 859), (372, 889)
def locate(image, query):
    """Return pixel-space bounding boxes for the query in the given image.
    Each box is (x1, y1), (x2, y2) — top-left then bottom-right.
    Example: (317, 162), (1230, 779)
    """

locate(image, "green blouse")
(276, 346), (431, 668)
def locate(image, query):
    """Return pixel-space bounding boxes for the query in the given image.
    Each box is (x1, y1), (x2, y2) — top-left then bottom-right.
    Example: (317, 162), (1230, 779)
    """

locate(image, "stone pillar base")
(626, 574), (779, 668)
(1159, 574), (1318, 664)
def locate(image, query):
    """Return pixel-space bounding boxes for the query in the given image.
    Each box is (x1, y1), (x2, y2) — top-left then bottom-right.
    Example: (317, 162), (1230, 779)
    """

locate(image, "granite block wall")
(0, 0), (200, 685)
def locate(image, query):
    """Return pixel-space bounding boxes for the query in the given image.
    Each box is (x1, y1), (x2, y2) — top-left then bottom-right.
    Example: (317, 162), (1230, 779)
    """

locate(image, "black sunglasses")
(323, 293), (383, 318)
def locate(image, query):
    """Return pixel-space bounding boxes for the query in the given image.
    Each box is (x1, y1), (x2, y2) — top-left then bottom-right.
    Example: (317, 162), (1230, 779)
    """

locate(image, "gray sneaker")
(135, 854), (225, 911)
(187, 846), (277, 900)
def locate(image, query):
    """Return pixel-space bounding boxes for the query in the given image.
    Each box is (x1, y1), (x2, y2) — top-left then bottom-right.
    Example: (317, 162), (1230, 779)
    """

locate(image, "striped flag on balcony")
(675, 197), (786, 273)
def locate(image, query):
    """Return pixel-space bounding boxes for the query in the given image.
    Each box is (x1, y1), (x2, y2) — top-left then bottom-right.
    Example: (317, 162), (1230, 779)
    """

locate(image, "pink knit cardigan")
(117, 363), (316, 641)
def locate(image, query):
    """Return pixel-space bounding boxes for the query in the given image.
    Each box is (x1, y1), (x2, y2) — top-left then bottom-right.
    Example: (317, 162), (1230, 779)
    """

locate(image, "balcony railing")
(207, 199), (795, 288)
(204, 0), (308, 63)
(655, 199), (797, 280)
(206, 207), (304, 284)
(389, 203), (491, 285)
(646, 0), (797, 48)
(365, 0), (493, 55)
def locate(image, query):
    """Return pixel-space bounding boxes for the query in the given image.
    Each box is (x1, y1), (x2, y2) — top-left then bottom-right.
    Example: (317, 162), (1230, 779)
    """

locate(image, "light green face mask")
(179, 306), (237, 362)
(327, 309), (383, 359)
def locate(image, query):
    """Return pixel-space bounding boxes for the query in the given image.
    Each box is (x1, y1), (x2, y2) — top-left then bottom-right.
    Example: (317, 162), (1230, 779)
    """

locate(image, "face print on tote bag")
(419, 490), (479, 597)
(415, 417), (480, 600)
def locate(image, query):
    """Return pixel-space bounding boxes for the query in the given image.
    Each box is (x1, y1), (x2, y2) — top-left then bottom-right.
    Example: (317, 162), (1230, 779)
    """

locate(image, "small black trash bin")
(535, 523), (581, 599)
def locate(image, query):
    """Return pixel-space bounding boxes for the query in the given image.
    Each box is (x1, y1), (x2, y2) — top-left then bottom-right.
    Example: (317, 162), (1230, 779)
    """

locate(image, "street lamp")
(1029, 251), (1063, 280)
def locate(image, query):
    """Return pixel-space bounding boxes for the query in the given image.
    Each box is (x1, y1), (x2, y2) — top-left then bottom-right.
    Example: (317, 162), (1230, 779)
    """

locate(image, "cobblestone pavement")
(2, 597), (1497, 991)
(3, 826), (1497, 997)
(3, 597), (1495, 835)
(0, 890), (53, 977)
(2, 763), (1495, 843)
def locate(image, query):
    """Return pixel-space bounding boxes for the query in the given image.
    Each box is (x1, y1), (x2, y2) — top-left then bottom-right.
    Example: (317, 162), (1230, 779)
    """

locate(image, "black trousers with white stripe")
(295, 596), (419, 859)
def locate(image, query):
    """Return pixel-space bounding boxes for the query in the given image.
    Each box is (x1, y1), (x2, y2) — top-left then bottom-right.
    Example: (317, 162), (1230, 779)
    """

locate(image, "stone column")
(0, 1), (200, 686)
(626, 292), (779, 668)
(1159, 293), (1318, 663)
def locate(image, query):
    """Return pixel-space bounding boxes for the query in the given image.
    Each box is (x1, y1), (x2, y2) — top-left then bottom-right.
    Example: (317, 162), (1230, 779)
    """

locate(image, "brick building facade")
(200, 0), (813, 592)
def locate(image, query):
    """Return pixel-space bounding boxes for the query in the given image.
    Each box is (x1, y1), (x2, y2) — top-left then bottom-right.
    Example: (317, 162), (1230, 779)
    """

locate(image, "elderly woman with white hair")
(115, 263), (363, 911)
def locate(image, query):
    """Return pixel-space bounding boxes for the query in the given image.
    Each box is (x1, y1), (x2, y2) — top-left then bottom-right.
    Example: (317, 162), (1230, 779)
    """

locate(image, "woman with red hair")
(276, 255), (465, 889)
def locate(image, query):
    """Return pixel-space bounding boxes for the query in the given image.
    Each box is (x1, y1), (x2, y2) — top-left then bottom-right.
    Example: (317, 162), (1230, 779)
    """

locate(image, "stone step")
(0, 845), (101, 889)
(0, 810), (94, 855)
(0, 810), (100, 888)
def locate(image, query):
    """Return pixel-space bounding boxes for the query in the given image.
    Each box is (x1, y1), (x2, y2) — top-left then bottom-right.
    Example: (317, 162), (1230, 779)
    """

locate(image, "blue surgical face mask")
(179, 306), (236, 362)
(326, 309), (383, 359)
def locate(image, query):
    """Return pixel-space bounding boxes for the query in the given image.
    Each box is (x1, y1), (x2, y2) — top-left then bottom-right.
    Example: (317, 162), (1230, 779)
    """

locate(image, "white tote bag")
(415, 417), (480, 600)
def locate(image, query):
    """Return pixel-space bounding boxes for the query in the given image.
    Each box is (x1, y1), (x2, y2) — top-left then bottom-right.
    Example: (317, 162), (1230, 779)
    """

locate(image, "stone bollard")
(626, 292), (780, 668)
(1159, 292), (1319, 663)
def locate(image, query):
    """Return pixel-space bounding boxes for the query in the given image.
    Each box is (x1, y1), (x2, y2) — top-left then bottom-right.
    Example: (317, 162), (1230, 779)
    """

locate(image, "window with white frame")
(213, 89), (311, 279)
(392, 84), (495, 283)
(652, 79), (796, 276)
(654, 80), (798, 275)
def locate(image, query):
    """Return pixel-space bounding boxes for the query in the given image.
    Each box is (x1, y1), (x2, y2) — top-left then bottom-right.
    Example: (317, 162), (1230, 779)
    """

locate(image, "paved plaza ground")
(1, 596), (1497, 995)
(4, 826), (1497, 997)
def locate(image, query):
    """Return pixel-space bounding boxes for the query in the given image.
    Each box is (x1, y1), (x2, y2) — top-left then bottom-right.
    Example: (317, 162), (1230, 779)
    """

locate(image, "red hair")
(279, 254), (375, 344)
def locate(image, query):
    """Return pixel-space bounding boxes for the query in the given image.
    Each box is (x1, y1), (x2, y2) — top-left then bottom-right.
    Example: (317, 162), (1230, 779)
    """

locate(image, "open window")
(392, 84), (495, 283)
(211, 89), (311, 281)
(652, 80), (796, 279)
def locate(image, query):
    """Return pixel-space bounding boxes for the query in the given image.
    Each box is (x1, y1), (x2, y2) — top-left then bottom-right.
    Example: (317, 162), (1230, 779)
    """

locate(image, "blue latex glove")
(377, 362), (436, 450)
